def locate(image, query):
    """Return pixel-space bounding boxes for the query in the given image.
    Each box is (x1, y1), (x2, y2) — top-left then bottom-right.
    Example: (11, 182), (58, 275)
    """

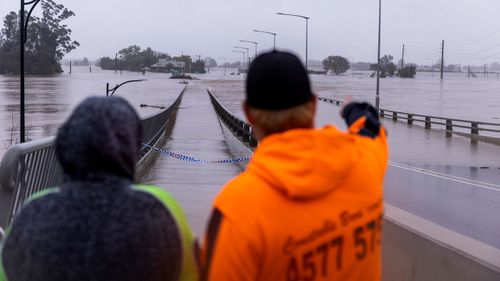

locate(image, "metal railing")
(318, 97), (500, 142)
(0, 90), (185, 227)
(0, 137), (62, 227)
(139, 91), (183, 158)
(207, 90), (258, 148)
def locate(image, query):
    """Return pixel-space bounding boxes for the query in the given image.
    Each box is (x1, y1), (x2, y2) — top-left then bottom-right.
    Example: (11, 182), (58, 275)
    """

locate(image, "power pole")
(375, 0), (382, 110)
(401, 44), (405, 69)
(352, 57), (355, 76)
(440, 40), (445, 79)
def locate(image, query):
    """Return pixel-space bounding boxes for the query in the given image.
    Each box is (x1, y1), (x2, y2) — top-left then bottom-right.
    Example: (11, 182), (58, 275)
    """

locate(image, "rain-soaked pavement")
(142, 83), (241, 236)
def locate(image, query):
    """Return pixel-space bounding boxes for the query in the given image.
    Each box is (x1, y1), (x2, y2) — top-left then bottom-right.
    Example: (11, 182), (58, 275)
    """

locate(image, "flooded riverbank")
(0, 66), (184, 157)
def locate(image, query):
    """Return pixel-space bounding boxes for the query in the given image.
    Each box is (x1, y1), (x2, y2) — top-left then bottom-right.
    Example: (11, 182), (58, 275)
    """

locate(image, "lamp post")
(240, 40), (258, 57)
(375, 0), (382, 110)
(277, 12), (310, 71)
(350, 57), (355, 76)
(234, 46), (250, 67)
(253, 29), (277, 50)
(19, 0), (41, 143)
(232, 50), (246, 71)
(217, 56), (227, 74)
(106, 79), (146, 97)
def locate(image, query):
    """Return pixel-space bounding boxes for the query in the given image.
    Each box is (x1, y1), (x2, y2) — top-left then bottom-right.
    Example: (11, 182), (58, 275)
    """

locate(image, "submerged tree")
(98, 46), (170, 72)
(398, 64), (417, 78)
(370, 55), (397, 77)
(0, 0), (79, 75)
(322, 55), (350, 75)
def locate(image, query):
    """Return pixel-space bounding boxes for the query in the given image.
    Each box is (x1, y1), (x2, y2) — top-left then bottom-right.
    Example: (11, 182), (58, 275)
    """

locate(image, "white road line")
(389, 161), (500, 192)
(390, 161), (500, 188)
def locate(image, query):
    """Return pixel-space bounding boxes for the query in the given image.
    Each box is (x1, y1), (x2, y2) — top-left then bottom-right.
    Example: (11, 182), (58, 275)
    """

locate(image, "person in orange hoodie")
(201, 51), (388, 281)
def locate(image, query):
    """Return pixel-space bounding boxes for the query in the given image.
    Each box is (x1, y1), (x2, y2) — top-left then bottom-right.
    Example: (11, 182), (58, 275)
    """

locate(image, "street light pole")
(232, 50), (246, 71)
(277, 12), (310, 71)
(19, 0), (41, 143)
(106, 79), (146, 97)
(240, 40), (258, 57)
(253, 29), (277, 50)
(375, 0), (382, 110)
(234, 46), (250, 67)
(350, 57), (355, 76)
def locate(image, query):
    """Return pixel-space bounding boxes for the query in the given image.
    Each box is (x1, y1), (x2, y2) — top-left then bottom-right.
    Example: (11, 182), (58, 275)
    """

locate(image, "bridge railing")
(318, 97), (500, 142)
(207, 90), (258, 148)
(0, 89), (184, 227)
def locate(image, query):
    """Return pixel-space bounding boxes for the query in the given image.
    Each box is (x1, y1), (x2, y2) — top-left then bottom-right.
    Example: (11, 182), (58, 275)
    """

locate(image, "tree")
(0, 0), (79, 74)
(204, 57), (217, 68)
(398, 64), (417, 78)
(370, 55), (397, 77)
(191, 59), (206, 73)
(322, 55), (350, 75)
(0, 12), (19, 74)
(490, 62), (500, 71)
(172, 55), (193, 73)
(98, 56), (114, 69)
(99, 45), (171, 71)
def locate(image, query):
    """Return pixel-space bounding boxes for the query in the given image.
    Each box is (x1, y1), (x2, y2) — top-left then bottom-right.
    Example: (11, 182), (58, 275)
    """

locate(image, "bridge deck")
(142, 83), (241, 236)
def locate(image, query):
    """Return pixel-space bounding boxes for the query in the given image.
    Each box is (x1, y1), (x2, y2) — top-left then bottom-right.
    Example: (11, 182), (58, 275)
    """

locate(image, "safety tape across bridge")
(142, 143), (251, 164)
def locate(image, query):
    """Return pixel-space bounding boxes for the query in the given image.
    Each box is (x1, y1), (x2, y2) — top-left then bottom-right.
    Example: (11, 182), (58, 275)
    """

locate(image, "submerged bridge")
(0, 83), (499, 280)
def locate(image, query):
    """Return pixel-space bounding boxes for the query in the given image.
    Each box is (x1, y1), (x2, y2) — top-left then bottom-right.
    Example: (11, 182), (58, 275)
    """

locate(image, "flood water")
(1, 66), (499, 158)
(204, 70), (500, 123)
(0, 66), (185, 157)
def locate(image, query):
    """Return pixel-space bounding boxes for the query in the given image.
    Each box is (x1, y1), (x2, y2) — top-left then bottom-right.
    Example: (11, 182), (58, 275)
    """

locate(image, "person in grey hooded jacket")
(0, 96), (197, 281)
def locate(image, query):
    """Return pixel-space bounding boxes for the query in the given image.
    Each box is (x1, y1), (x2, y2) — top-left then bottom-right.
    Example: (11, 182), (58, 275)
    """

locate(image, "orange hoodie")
(202, 115), (388, 281)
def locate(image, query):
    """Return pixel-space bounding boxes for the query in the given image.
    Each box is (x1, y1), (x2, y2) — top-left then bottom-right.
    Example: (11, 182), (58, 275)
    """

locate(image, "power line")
(446, 42), (500, 56)
(450, 27), (500, 46)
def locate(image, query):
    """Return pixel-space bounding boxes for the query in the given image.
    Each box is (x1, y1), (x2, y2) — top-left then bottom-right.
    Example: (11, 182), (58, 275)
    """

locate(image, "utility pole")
(115, 53), (118, 73)
(401, 44), (405, 69)
(351, 57), (355, 76)
(305, 18), (309, 71)
(375, 0), (382, 110)
(440, 40), (445, 80)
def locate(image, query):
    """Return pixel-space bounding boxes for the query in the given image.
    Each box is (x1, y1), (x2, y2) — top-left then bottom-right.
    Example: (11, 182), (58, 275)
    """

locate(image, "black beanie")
(246, 50), (313, 110)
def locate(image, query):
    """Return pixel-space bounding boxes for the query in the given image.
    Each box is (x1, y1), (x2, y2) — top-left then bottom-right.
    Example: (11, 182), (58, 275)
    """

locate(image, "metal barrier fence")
(207, 90), (258, 148)
(0, 89), (185, 227)
(318, 96), (500, 142)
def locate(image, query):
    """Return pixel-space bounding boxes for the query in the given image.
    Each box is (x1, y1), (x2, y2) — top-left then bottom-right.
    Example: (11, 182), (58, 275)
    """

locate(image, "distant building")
(150, 59), (185, 73)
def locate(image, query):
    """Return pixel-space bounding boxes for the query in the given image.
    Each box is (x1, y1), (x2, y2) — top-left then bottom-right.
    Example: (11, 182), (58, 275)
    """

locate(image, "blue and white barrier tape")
(142, 143), (251, 163)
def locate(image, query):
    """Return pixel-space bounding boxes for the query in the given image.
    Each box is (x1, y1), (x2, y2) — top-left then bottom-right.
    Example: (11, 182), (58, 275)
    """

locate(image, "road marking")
(389, 161), (500, 192)
(391, 161), (500, 188)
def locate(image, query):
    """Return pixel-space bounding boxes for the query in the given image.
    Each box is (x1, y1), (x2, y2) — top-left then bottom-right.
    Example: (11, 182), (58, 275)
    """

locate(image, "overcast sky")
(1, 0), (500, 65)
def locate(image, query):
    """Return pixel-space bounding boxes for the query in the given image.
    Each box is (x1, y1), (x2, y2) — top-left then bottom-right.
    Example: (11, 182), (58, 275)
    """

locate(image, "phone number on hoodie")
(286, 215), (383, 281)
